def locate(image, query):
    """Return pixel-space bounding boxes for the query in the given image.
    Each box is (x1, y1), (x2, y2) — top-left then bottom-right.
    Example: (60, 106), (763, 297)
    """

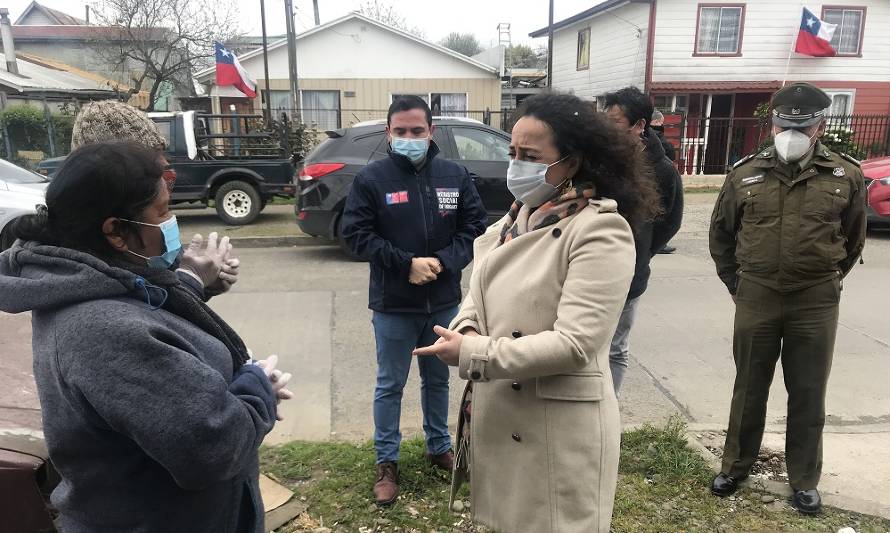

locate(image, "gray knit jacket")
(0, 242), (276, 533)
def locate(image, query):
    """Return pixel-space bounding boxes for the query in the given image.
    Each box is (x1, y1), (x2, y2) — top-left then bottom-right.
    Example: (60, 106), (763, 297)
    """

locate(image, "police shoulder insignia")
(839, 152), (861, 167)
(833, 167), (845, 177)
(732, 153), (756, 168)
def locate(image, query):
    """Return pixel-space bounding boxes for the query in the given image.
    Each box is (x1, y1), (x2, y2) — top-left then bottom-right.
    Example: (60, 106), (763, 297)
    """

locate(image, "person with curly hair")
(414, 92), (661, 533)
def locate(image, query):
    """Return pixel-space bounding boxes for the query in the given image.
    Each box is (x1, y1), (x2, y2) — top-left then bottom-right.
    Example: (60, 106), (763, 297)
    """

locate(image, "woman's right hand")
(254, 355), (293, 421)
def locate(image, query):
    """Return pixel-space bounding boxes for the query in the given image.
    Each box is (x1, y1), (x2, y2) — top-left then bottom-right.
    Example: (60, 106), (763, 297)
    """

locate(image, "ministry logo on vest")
(436, 188), (459, 216)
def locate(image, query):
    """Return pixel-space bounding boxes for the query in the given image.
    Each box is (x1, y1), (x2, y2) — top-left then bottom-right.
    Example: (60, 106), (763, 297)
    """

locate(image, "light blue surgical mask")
(507, 156), (570, 208)
(121, 215), (182, 270)
(391, 136), (429, 163)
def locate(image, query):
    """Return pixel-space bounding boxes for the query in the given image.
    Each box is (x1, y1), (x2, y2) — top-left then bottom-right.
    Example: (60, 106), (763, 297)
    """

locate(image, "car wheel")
(215, 180), (261, 225)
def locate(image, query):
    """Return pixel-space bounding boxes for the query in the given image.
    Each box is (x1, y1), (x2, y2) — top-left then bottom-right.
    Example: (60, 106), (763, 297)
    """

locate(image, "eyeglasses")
(162, 166), (177, 192)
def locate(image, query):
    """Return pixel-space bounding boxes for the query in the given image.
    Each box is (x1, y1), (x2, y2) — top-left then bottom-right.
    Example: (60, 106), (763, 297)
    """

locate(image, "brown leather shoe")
(373, 462), (399, 505)
(427, 449), (454, 472)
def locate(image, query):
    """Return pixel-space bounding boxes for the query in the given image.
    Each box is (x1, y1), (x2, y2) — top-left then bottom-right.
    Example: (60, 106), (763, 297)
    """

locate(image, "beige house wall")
(252, 77), (501, 128)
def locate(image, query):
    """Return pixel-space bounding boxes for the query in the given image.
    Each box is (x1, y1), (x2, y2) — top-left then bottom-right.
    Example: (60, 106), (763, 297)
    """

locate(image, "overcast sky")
(4, 0), (600, 48)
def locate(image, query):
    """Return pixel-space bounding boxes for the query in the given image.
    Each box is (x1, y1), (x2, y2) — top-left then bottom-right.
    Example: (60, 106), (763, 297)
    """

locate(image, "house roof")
(14, 1), (86, 26)
(529, 0), (646, 38)
(10, 25), (169, 41)
(649, 81), (782, 93)
(194, 12), (499, 81)
(0, 54), (118, 96)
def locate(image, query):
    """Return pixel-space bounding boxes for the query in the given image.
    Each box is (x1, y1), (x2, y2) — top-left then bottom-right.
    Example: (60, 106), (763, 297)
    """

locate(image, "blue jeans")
(372, 306), (457, 464)
(608, 296), (641, 396)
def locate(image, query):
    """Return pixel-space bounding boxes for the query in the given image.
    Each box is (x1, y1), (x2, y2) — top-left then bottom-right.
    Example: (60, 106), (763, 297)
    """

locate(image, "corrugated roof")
(0, 55), (117, 95)
(649, 81), (782, 93)
(11, 25), (169, 41)
(14, 1), (86, 26)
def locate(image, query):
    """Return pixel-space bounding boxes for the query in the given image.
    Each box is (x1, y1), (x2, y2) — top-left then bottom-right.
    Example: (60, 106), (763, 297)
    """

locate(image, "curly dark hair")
(513, 92), (662, 229)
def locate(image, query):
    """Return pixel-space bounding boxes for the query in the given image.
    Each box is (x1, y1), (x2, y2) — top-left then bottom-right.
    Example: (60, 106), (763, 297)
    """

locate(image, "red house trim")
(693, 3), (746, 57)
(821, 5), (867, 58)
(644, 0), (658, 93)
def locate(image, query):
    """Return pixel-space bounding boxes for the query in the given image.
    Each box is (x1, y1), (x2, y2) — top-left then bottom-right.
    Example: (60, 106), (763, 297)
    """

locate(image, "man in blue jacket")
(341, 96), (487, 505)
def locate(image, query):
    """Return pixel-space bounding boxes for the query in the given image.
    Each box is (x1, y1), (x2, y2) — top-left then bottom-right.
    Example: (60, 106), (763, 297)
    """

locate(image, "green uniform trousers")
(721, 277), (840, 490)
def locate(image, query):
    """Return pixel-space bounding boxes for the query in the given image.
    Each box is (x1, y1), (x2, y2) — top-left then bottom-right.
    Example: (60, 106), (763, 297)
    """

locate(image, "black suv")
(296, 117), (511, 245)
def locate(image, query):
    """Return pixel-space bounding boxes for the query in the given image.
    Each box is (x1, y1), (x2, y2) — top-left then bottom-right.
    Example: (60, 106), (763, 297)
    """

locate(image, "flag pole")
(260, 0), (272, 124)
(782, 6), (803, 87)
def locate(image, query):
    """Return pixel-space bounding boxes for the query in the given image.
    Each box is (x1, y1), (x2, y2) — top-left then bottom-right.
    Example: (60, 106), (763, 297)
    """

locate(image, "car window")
(155, 120), (173, 150)
(452, 127), (509, 162)
(0, 159), (48, 184)
(354, 132), (387, 161)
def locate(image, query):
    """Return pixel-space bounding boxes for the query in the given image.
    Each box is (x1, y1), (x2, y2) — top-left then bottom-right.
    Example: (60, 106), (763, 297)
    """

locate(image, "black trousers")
(721, 277), (840, 490)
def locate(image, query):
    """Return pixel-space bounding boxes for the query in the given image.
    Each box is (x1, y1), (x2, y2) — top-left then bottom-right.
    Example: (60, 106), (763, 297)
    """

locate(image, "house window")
(431, 93), (467, 117)
(823, 90), (855, 116)
(300, 90), (341, 130)
(822, 7), (865, 56)
(262, 90), (293, 120)
(577, 28), (590, 70)
(695, 5), (745, 55)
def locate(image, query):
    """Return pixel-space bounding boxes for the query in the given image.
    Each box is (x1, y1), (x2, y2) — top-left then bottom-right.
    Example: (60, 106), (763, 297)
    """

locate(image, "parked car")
(36, 111), (296, 225)
(0, 158), (49, 251)
(863, 156), (890, 226)
(296, 117), (512, 249)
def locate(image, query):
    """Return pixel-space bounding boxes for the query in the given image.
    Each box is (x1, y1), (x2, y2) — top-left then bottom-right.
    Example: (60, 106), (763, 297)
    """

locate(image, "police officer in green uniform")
(708, 82), (867, 514)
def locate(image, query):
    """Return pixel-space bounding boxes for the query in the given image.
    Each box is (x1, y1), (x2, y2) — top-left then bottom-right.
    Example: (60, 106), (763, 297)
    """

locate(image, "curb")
(685, 430), (890, 521)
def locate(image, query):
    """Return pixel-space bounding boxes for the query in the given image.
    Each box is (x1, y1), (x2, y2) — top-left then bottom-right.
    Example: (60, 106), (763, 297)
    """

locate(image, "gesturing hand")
(413, 325), (463, 366)
(180, 232), (233, 289)
(255, 354), (294, 421)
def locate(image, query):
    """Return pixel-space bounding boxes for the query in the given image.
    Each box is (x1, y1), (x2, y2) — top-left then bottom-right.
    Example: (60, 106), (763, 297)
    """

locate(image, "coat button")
(511, 381), (521, 391)
(512, 330), (522, 338)
(512, 433), (521, 442)
(552, 228), (562, 238)
(471, 371), (481, 380)
(835, 188), (841, 194)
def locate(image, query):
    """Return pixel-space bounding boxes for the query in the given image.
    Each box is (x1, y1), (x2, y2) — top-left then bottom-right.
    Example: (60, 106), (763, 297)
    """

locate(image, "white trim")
(195, 12), (498, 81)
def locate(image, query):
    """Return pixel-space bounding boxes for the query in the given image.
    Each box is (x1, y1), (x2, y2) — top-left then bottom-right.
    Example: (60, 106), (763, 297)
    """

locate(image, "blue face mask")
(121, 215), (182, 270)
(391, 136), (429, 163)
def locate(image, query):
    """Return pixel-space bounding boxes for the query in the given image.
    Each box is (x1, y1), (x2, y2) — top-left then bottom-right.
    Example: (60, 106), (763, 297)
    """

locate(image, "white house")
(195, 13), (503, 130)
(532, 0), (890, 170)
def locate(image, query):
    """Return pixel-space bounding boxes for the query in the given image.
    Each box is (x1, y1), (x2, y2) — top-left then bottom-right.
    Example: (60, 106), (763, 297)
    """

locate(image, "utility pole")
(283, 0), (301, 121)
(547, 0), (554, 88)
(260, 0), (273, 123)
(312, 0), (320, 25)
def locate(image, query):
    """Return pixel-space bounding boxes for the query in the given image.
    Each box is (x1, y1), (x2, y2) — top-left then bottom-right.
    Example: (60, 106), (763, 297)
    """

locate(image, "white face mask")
(506, 156), (569, 208)
(774, 128), (817, 164)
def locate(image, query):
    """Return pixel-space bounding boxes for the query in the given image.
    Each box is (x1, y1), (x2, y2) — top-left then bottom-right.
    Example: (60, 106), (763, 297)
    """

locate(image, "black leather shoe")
(658, 245), (677, 254)
(710, 473), (746, 497)
(792, 488), (822, 514)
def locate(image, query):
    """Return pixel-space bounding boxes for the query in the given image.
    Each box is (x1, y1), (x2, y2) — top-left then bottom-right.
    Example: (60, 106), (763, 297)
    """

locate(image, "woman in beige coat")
(414, 93), (661, 533)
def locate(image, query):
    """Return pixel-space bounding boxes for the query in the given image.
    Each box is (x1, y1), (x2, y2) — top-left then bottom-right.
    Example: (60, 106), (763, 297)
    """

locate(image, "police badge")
(833, 167), (845, 177)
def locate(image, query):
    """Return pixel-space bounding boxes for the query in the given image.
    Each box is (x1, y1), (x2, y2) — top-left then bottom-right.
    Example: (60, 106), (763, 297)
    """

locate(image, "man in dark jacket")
(340, 96), (487, 505)
(604, 87), (684, 395)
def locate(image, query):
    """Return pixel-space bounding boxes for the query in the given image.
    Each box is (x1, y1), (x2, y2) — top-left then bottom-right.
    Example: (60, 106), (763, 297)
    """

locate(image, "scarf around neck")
(499, 184), (596, 246)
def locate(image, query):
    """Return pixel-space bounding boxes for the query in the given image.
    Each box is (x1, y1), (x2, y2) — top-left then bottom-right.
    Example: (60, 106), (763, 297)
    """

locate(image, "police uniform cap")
(770, 82), (832, 128)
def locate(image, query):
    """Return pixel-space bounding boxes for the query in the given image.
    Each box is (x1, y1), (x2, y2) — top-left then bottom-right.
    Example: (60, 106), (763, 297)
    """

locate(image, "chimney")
(85, 6), (90, 25)
(0, 8), (18, 75)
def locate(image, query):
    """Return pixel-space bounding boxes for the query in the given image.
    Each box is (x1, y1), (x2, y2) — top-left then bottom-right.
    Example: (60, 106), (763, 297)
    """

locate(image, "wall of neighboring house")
(653, 0), (890, 84)
(11, 40), (133, 84)
(549, 2), (650, 100)
(16, 11), (56, 25)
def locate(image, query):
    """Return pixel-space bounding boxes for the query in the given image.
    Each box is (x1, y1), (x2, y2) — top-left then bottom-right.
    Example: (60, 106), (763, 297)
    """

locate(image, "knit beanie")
(71, 100), (168, 151)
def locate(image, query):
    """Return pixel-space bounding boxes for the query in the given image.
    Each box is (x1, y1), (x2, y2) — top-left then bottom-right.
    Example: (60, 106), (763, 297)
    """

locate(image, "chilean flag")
(794, 8), (837, 57)
(215, 42), (257, 98)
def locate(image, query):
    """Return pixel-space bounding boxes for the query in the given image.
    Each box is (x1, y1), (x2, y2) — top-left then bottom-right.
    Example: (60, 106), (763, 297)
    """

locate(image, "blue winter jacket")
(341, 142), (487, 314)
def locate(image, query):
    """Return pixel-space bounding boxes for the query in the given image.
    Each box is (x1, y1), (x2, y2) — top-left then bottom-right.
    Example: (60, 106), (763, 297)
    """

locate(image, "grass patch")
(262, 418), (890, 532)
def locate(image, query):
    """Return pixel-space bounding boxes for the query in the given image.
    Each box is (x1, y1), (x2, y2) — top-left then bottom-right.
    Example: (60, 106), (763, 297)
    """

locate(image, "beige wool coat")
(449, 198), (635, 533)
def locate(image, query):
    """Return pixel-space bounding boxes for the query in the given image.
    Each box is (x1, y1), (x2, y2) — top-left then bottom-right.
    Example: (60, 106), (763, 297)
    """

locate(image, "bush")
(0, 104), (76, 166)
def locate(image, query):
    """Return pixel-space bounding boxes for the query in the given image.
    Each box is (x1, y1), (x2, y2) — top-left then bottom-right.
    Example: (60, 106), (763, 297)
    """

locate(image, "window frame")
(821, 5), (866, 57)
(576, 27), (591, 70)
(822, 89), (856, 117)
(693, 3), (746, 57)
(298, 89), (341, 130)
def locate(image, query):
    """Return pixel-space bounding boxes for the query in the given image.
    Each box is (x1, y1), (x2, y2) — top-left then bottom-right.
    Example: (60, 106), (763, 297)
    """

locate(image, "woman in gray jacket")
(0, 142), (289, 533)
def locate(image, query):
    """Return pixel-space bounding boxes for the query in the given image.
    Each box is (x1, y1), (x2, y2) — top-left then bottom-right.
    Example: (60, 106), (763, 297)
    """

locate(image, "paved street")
(2, 192), (889, 517)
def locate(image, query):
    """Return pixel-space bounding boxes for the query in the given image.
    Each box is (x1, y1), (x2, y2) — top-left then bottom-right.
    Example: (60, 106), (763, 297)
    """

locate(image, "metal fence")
(670, 114), (890, 175)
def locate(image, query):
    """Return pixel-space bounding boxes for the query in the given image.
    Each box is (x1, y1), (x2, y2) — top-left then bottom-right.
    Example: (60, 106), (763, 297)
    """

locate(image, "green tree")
(439, 32), (482, 57)
(507, 44), (546, 68)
